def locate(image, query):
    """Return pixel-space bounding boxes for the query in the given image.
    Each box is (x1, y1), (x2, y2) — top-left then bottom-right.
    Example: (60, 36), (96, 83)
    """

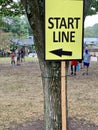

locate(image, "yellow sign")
(45, 0), (84, 60)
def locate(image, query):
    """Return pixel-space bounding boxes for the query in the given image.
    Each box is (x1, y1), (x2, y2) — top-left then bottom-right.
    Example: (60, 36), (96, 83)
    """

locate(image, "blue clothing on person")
(83, 53), (90, 63)
(83, 49), (91, 75)
(83, 50), (91, 68)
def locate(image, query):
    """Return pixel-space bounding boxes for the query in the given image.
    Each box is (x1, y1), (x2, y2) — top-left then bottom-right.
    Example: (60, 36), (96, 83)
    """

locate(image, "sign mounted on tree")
(45, 0), (84, 60)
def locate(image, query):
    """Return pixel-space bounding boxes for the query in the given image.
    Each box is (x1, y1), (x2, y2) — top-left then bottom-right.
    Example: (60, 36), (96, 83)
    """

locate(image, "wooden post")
(61, 61), (67, 130)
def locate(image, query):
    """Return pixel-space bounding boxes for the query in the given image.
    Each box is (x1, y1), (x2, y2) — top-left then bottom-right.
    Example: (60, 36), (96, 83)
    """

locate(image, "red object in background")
(11, 53), (15, 59)
(70, 61), (78, 66)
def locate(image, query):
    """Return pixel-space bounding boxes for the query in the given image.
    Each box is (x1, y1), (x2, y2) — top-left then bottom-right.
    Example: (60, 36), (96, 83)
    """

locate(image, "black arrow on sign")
(50, 49), (72, 57)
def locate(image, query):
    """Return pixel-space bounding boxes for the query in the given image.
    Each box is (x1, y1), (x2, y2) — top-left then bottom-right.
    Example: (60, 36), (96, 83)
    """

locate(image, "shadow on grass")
(8, 117), (98, 130)
(8, 119), (44, 130)
(68, 117), (98, 130)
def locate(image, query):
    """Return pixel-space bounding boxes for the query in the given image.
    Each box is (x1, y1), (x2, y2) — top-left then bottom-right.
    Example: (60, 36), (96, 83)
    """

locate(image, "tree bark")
(42, 62), (62, 130)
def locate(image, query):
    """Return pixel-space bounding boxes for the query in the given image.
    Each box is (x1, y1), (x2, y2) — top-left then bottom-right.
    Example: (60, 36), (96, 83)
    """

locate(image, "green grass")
(25, 56), (38, 61)
(0, 56), (38, 63)
(0, 57), (10, 62)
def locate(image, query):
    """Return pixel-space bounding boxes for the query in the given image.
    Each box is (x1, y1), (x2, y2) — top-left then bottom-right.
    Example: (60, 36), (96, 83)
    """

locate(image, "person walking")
(83, 49), (91, 75)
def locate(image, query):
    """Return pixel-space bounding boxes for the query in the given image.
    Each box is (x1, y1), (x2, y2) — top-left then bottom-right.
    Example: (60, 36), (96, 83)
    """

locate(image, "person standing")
(10, 52), (15, 66)
(83, 49), (91, 75)
(70, 60), (78, 75)
(78, 59), (83, 69)
(20, 48), (25, 62)
(17, 50), (21, 66)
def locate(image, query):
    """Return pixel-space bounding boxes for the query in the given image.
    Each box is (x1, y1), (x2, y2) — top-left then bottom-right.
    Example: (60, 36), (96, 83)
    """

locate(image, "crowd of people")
(70, 49), (91, 76)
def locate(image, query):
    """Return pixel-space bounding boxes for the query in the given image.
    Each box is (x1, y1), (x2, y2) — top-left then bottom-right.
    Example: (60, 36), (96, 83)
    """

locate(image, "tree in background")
(0, 16), (6, 29)
(1, 16), (32, 37)
(84, 23), (98, 38)
(0, 0), (96, 129)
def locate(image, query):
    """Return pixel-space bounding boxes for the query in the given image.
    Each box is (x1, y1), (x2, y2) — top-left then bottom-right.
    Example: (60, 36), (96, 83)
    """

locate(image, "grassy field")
(0, 58), (98, 130)
(67, 62), (98, 128)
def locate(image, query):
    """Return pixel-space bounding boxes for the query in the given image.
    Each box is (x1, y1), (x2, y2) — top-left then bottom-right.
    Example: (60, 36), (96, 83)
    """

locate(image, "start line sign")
(45, 0), (84, 60)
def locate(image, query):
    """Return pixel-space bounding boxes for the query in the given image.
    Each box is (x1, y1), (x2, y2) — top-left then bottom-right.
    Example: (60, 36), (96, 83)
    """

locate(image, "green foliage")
(0, 0), (98, 17)
(88, 0), (98, 15)
(0, 0), (25, 16)
(8, 16), (27, 36)
(0, 16), (32, 37)
(84, 23), (98, 37)
(28, 45), (35, 52)
(0, 16), (6, 27)
(0, 0), (33, 37)
(9, 43), (16, 51)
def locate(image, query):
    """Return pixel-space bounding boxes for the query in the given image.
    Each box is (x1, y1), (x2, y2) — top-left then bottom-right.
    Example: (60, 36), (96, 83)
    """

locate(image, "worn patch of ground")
(0, 60), (98, 130)
(0, 61), (43, 130)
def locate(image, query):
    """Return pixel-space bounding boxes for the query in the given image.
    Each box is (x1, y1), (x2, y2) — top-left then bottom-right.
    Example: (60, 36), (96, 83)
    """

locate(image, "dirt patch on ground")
(8, 118), (98, 130)
(0, 60), (98, 130)
(8, 119), (44, 130)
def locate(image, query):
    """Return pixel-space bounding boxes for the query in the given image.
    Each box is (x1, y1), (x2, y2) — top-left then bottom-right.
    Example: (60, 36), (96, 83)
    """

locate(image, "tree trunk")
(21, 0), (93, 129)
(21, 1), (62, 129)
(42, 61), (62, 130)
